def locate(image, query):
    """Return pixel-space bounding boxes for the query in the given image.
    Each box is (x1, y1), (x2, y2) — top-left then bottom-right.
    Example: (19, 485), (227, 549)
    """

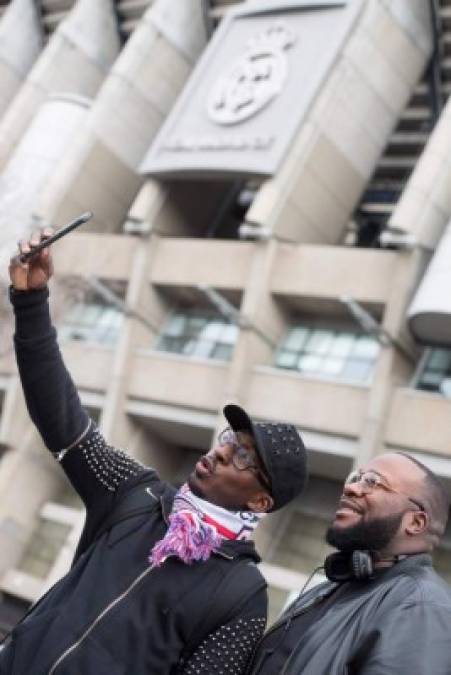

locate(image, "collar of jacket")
(160, 487), (261, 563)
(371, 552), (433, 581)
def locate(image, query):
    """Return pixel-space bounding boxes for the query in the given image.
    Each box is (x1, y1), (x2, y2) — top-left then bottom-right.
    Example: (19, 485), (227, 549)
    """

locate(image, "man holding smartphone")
(1, 231), (308, 674)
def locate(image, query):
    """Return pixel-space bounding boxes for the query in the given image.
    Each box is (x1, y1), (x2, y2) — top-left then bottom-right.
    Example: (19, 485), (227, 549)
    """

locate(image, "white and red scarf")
(149, 484), (265, 567)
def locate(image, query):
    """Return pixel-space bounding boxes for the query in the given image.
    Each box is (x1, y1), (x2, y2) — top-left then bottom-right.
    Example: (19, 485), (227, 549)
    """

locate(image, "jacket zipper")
(47, 566), (153, 675)
(247, 593), (332, 674)
(49, 497), (236, 673)
(245, 601), (319, 675)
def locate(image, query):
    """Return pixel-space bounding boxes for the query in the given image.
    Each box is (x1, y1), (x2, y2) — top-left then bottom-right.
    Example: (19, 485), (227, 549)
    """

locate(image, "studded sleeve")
(181, 613), (266, 675)
(10, 286), (149, 508)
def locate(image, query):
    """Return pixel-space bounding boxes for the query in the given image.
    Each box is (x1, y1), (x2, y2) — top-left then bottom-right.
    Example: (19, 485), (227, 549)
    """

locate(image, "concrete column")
(356, 248), (428, 465)
(99, 237), (167, 452)
(408, 220), (451, 346)
(389, 98), (451, 250)
(0, 0), (120, 170)
(0, 0), (43, 121)
(0, 95), (91, 248)
(216, 239), (287, 557)
(246, 0), (432, 245)
(34, 0), (207, 234)
(224, 240), (285, 406)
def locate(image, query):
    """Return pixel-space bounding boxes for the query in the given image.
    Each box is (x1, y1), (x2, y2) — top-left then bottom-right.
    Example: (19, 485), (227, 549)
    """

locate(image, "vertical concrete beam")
(356, 248), (428, 465)
(34, 0), (207, 234)
(390, 98), (451, 249)
(219, 239), (287, 556)
(0, 95), (91, 244)
(246, 0), (432, 245)
(0, 0), (43, 120)
(0, 0), (121, 170)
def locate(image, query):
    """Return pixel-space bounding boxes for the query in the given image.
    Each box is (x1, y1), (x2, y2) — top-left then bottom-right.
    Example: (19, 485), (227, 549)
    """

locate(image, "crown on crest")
(247, 21), (296, 53)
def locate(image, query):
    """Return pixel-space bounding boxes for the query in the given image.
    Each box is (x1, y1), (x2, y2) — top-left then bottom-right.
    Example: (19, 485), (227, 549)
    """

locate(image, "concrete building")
(0, 0), (451, 635)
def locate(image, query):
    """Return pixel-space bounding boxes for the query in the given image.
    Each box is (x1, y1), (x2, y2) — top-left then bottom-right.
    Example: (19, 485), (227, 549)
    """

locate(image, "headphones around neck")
(324, 550), (407, 582)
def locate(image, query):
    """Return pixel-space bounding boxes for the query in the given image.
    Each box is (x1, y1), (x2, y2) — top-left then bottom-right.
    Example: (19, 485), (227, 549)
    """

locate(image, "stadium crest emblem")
(207, 22), (296, 126)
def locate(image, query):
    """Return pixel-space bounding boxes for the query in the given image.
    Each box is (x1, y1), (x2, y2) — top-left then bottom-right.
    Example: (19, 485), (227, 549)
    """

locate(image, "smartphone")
(19, 212), (93, 263)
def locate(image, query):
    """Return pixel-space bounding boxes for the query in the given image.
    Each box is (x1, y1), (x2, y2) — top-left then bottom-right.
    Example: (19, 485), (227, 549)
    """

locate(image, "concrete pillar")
(246, 0), (432, 245)
(0, 0), (43, 120)
(34, 0), (207, 234)
(356, 248), (427, 465)
(0, 95), (91, 250)
(216, 239), (287, 557)
(99, 238), (167, 451)
(224, 240), (285, 406)
(389, 98), (451, 250)
(408, 220), (451, 346)
(0, 0), (120, 170)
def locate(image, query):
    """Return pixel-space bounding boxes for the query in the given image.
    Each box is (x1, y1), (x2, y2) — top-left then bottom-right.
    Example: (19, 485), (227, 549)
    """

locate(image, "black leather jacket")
(0, 288), (267, 675)
(250, 553), (451, 675)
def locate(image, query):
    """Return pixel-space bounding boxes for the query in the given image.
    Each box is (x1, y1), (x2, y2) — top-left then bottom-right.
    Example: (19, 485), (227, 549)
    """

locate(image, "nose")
(211, 442), (233, 465)
(343, 480), (366, 498)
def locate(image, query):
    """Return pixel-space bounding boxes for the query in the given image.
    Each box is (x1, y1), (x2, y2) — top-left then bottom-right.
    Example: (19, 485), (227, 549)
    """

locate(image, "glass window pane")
(190, 340), (213, 358)
(341, 359), (373, 382)
(419, 371), (444, 388)
(81, 305), (102, 326)
(157, 310), (237, 362)
(201, 321), (223, 341)
(427, 349), (451, 372)
(221, 324), (239, 344)
(329, 333), (354, 358)
(66, 303), (84, 323)
(298, 354), (322, 373)
(188, 317), (207, 335)
(352, 337), (380, 359)
(284, 328), (309, 351)
(165, 314), (186, 337)
(212, 344), (233, 361)
(275, 350), (298, 369)
(439, 378), (451, 398)
(320, 357), (344, 376)
(305, 330), (334, 356)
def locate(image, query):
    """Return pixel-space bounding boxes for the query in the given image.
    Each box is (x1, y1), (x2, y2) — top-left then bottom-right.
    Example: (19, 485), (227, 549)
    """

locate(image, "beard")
(326, 511), (404, 553)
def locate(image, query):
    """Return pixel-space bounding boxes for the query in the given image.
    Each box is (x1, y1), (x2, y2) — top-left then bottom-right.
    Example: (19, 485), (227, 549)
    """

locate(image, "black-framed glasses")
(218, 428), (271, 491)
(345, 470), (426, 512)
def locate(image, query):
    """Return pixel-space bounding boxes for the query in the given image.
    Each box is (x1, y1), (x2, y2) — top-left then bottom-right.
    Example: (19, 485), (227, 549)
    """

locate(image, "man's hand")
(9, 229), (54, 291)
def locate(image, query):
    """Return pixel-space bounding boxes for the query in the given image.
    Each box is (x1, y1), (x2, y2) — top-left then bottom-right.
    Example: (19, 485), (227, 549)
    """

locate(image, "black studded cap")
(223, 404), (308, 512)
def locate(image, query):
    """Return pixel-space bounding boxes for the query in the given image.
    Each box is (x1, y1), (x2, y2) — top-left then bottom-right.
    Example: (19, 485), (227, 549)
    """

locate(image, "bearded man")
(249, 452), (451, 674)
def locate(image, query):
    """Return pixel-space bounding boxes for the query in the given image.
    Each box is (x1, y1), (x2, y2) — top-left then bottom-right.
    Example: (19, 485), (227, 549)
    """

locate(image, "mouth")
(335, 498), (364, 518)
(194, 455), (215, 478)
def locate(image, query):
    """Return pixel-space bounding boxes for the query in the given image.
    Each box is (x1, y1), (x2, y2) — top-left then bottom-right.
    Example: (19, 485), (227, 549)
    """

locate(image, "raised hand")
(9, 229), (54, 291)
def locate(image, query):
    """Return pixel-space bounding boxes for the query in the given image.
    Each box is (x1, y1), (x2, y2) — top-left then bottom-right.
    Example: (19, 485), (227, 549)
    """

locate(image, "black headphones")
(324, 550), (407, 582)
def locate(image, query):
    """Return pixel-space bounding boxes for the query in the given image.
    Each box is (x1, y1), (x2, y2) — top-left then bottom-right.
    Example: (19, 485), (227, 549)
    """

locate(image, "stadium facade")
(0, 0), (451, 633)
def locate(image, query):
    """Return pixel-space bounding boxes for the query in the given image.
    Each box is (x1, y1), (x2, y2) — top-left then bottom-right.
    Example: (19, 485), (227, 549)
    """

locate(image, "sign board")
(141, 0), (361, 178)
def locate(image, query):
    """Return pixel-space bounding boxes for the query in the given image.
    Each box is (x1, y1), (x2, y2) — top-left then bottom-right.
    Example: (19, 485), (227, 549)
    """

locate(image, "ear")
(246, 491), (274, 514)
(405, 509), (428, 536)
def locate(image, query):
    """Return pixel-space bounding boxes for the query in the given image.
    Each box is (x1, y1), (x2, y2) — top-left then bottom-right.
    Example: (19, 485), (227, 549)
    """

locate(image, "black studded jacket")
(0, 287), (267, 675)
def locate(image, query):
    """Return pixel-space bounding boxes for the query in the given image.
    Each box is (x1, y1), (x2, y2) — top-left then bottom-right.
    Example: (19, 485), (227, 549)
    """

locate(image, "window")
(18, 519), (72, 579)
(415, 348), (451, 396)
(59, 301), (123, 346)
(275, 326), (380, 383)
(156, 311), (239, 362)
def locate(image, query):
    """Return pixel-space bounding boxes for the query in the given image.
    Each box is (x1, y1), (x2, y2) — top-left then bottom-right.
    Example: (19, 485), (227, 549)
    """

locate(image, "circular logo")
(207, 22), (296, 126)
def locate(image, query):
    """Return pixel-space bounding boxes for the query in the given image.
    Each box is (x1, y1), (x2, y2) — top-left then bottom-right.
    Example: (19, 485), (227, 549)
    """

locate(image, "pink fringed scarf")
(149, 484), (264, 567)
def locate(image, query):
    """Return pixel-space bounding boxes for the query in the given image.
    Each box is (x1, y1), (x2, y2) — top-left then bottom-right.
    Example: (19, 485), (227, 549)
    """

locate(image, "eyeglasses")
(345, 470), (426, 512)
(218, 428), (271, 492)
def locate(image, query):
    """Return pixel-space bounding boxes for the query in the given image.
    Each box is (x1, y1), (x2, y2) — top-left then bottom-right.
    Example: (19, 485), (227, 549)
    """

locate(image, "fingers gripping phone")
(19, 212), (93, 263)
